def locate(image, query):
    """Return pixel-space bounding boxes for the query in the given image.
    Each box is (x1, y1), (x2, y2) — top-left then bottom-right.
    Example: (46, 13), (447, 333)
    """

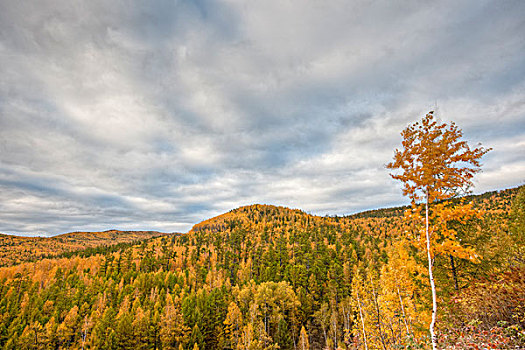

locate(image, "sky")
(1, 0), (524, 236)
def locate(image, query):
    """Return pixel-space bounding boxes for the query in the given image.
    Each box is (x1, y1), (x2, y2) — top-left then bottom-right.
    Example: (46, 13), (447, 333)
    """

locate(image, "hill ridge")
(191, 185), (523, 233)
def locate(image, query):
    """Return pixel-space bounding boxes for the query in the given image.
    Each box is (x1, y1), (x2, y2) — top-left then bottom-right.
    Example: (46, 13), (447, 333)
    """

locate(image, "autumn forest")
(1, 115), (524, 349)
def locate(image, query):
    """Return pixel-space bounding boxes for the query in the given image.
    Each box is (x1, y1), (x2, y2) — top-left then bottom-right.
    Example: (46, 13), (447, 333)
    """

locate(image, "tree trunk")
(331, 312), (338, 349)
(370, 276), (387, 350)
(450, 254), (459, 291)
(426, 193), (437, 350)
(356, 289), (368, 350)
(396, 286), (411, 337)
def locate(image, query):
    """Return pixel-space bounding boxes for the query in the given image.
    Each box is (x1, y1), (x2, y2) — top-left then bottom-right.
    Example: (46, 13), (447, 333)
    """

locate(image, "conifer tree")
(57, 305), (79, 348)
(224, 302), (243, 348)
(299, 325), (310, 350)
(160, 294), (189, 349)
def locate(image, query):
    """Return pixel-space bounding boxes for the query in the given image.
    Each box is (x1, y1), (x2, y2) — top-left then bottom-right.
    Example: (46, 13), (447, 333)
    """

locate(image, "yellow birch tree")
(387, 111), (490, 349)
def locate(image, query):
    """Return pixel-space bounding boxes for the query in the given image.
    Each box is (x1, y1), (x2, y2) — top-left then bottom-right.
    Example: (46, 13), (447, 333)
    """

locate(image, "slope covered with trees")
(0, 186), (523, 349)
(0, 230), (171, 267)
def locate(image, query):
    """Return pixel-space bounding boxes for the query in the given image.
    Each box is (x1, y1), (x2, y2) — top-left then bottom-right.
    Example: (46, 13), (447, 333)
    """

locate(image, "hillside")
(0, 230), (172, 267)
(0, 186), (522, 349)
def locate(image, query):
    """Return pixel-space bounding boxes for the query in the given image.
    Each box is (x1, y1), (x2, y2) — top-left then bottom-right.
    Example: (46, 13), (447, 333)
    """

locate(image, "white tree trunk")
(426, 192), (437, 350)
(396, 286), (411, 337)
(356, 289), (368, 350)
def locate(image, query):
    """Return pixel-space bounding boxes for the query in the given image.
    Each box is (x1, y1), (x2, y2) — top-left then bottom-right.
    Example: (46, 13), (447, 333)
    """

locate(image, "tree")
(160, 294), (189, 349)
(57, 305), (80, 348)
(299, 325), (310, 350)
(224, 302), (243, 348)
(387, 111), (490, 349)
(379, 239), (428, 345)
(509, 186), (525, 265)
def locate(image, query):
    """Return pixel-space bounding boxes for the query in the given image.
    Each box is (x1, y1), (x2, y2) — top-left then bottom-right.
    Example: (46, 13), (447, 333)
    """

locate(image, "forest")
(0, 230), (170, 268)
(0, 185), (523, 349)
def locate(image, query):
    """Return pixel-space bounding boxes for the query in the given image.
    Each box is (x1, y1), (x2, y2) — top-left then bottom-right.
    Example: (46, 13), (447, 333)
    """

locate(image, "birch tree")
(387, 111), (490, 349)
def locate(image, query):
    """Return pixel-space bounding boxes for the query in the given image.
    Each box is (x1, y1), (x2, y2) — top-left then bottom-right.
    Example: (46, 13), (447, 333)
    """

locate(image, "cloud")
(1, 0), (524, 235)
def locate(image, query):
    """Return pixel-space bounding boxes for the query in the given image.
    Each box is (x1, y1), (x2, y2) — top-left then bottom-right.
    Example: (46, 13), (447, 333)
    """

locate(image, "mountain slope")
(0, 230), (172, 267)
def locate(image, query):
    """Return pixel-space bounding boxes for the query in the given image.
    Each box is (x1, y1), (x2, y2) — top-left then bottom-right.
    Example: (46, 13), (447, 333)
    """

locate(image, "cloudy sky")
(1, 0), (524, 236)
